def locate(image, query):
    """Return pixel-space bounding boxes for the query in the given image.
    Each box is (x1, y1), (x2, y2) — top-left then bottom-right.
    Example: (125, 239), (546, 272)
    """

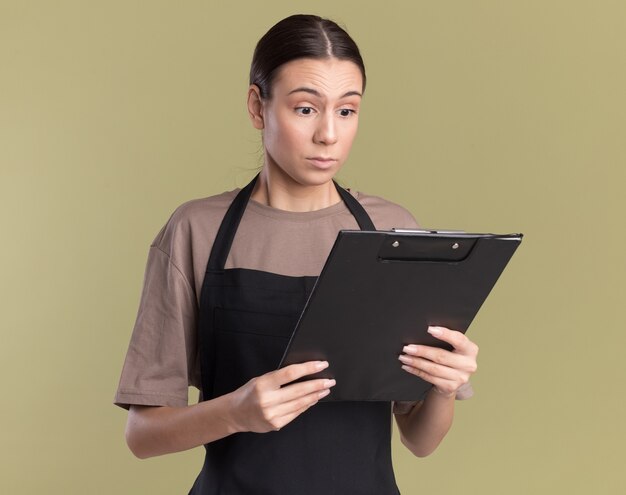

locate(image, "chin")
(266, 155), (344, 188)
(295, 168), (341, 187)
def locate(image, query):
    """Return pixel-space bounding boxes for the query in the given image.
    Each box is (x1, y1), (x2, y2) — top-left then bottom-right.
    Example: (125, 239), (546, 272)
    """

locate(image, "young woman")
(115, 14), (478, 494)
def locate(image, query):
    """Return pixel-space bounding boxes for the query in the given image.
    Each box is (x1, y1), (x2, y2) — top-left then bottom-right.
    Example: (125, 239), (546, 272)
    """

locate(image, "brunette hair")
(250, 14), (366, 99)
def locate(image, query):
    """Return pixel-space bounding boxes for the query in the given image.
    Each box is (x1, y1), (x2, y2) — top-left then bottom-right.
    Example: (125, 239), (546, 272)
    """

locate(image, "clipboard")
(278, 229), (523, 401)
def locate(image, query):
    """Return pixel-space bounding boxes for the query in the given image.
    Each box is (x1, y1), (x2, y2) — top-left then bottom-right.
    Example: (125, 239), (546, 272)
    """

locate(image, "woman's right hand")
(229, 361), (336, 433)
(125, 361), (335, 459)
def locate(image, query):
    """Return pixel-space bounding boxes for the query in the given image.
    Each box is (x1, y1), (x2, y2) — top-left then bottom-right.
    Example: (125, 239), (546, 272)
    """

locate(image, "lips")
(306, 157), (338, 170)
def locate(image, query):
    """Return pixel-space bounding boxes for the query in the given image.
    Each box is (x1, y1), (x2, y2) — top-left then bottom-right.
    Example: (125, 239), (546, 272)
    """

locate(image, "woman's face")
(250, 57), (363, 188)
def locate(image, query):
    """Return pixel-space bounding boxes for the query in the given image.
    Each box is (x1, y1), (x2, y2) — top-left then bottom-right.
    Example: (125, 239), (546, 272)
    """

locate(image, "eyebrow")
(287, 87), (362, 99)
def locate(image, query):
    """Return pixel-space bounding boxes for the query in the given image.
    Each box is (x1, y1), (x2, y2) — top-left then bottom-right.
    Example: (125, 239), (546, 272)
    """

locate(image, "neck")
(250, 164), (342, 212)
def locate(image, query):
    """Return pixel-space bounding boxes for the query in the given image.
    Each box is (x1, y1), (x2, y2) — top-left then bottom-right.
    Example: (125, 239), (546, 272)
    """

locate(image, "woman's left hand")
(398, 326), (479, 398)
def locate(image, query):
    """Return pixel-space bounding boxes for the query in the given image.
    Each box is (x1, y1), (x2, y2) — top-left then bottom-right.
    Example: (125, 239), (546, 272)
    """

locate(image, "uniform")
(114, 175), (472, 494)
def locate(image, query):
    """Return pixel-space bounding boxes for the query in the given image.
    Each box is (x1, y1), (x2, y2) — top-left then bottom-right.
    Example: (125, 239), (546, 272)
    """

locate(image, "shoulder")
(350, 190), (420, 230)
(151, 189), (239, 256)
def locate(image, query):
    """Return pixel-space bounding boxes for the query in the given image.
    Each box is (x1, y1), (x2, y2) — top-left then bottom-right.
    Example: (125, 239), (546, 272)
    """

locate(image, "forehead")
(272, 58), (363, 97)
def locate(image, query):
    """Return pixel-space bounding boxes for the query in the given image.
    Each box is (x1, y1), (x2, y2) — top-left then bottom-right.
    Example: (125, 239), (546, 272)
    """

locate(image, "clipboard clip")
(381, 230), (476, 262)
(392, 228), (467, 234)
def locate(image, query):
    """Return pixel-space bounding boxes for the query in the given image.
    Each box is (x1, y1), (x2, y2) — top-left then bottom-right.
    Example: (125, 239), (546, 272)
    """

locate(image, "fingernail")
(315, 361), (329, 371)
(428, 326), (443, 336)
(403, 345), (417, 353)
(319, 389), (331, 399)
(401, 365), (412, 372)
(398, 355), (411, 363)
(324, 379), (336, 388)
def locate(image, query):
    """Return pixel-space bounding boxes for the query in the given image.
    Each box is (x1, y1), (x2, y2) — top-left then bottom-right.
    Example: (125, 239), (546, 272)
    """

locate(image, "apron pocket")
(212, 308), (298, 395)
(214, 307), (298, 338)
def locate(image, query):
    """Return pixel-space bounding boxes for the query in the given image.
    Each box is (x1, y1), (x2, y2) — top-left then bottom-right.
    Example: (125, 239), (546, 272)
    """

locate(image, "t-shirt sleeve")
(113, 243), (199, 410)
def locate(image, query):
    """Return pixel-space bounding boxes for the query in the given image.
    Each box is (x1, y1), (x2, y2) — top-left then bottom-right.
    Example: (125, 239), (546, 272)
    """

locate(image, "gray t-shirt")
(114, 187), (473, 411)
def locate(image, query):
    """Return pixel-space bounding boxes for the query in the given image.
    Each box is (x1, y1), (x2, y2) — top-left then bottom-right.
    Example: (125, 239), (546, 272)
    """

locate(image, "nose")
(313, 113), (338, 145)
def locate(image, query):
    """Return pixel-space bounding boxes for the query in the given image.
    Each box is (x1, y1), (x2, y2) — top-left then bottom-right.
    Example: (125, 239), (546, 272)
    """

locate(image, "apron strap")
(333, 181), (376, 231)
(206, 174), (259, 272)
(207, 174), (376, 272)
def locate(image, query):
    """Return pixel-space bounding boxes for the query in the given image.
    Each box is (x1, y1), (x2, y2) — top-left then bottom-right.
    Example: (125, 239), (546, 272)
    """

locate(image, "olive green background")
(1, 1), (624, 493)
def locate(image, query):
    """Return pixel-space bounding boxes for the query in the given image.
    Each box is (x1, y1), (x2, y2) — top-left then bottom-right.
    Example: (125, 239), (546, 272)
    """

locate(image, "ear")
(247, 85), (265, 130)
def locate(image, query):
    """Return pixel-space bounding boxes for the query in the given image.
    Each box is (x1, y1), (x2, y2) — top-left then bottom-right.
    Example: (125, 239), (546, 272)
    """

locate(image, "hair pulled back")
(250, 14), (366, 99)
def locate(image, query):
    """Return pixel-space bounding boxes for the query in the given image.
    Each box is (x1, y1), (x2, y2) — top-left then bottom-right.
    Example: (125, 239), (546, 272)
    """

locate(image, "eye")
(338, 108), (356, 117)
(295, 107), (315, 115)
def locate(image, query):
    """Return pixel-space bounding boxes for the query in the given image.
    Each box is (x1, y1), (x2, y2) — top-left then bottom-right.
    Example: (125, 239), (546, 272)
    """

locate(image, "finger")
(282, 377), (335, 394)
(401, 364), (459, 393)
(248, 375), (333, 419)
(398, 355), (462, 381)
(271, 386), (331, 421)
(265, 388), (330, 431)
(402, 344), (468, 369)
(427, 326), (479, 355)
(272, 399), (320, 431)
(267, 361), (329, 388)
(275, 377), (336, 404)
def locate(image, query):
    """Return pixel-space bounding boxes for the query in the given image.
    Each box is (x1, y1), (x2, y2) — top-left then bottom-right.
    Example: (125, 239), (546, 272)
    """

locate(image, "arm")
(394, 326), (478, 457)
(125, 361), (336, 459)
